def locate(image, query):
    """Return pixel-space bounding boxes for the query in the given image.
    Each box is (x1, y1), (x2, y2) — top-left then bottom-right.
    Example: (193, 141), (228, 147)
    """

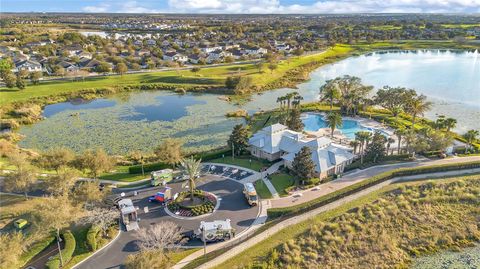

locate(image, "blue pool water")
(302, 113), (372, 140)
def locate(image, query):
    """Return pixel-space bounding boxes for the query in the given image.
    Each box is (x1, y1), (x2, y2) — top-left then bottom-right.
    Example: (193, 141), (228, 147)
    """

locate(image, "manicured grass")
(168, 248), (200, 264)
(213, 174), (480, 269)
(209, 156), (269, 172)
(269, 173), (295, 197)
(254, 180), (272, 199)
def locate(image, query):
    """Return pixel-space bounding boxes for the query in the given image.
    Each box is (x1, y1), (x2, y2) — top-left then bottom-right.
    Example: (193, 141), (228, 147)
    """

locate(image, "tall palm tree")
(349, 140), (360, 154)
(444, 118), (457, 132)
(292, 94), (304, 109)
(319, 80), (340, 111)
(463, 129), (479, 153)
(394, 127), (406, 154)
(391, 106), (403, 122)
(386, 137), (395, 156)
(408, 95), (432, 129)
(355, 131), (372, 164)
(179, 157), (203, 201)
(325, 112), (343, 138)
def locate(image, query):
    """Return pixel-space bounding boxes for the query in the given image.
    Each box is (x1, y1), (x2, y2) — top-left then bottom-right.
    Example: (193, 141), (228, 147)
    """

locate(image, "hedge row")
(268, 160), (480, 219)
(128, 148), (231, 174)
(45, 231), (76, 269)
(86, 225), (100, 251)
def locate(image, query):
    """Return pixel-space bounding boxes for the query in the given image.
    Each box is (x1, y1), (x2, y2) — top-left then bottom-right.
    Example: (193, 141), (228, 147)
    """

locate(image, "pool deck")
(303, 112), (399, 149)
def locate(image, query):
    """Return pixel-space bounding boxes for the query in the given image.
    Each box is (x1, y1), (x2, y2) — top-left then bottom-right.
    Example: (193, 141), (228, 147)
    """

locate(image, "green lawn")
(209, 156), (269, 172)
(254, 180), (272, 199)
(269, 173), (295, 197)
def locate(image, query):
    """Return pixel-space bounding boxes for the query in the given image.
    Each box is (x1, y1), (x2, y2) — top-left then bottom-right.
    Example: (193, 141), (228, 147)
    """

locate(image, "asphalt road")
(77, 175), (259, 269)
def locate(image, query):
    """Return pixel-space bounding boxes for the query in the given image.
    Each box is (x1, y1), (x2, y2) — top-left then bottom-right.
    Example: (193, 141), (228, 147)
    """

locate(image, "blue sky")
(2, 0), (480, 13)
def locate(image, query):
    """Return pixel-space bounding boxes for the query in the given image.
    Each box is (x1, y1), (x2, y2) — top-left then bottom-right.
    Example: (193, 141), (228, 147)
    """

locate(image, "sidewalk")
(271, 156), (480, 208)
(184, 167), (480, 269)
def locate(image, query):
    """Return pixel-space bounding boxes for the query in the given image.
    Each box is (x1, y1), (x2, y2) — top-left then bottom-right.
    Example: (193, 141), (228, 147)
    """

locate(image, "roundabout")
(76, 164), (262, 269)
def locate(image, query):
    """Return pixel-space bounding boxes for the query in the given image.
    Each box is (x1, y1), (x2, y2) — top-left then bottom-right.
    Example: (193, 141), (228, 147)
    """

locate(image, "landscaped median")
(267, 160), (480, 218)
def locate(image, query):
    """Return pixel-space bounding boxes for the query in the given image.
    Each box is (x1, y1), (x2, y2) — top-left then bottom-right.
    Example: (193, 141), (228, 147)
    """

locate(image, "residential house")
(244, 46), (268, 55)
(13, 59), (43, 73)
(206, 50), (233, 63)
(58, 61), (79, 73)
(146, 39), (156, 46)
(163, 52), (188, 63)
(76, 51), (92, 59)
(188, 54), (206, 64)
(199, 44), (222, 53)
(248, 124), (354, 178)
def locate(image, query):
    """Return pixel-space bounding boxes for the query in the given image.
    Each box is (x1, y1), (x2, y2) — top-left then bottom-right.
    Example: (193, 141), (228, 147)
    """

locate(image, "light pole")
(201, 227), (206, 256)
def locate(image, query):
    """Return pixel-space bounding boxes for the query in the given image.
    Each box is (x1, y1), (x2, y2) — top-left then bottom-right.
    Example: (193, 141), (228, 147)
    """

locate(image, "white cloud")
(117, 1), (162, 13)
(83, 3), (110, 13)
(166, 0), (480, 13)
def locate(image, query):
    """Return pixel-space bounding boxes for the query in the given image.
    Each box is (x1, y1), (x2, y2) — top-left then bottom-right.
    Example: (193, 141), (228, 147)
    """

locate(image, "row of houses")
(163, 45), (268, 64)
(248, 124), (355, 179)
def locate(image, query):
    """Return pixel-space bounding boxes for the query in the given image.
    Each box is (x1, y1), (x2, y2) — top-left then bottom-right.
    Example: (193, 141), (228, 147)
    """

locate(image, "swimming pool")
(302, 113), (373, 140)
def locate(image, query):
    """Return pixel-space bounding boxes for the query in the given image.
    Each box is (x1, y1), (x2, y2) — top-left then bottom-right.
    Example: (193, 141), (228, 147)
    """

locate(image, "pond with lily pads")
(18, 50), (480, 154)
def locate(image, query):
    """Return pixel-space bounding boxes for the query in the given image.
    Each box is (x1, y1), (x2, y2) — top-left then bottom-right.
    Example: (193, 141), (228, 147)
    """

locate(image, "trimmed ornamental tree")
(291, 146), (316, 185)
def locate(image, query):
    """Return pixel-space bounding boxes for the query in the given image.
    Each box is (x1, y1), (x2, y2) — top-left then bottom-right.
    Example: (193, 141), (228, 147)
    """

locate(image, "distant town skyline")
(3, 0), (480, 14)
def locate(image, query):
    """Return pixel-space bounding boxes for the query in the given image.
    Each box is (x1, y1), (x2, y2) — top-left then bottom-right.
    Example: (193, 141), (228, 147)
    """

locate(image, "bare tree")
(78, 207), (118, 236)
(136, 221), (184, 251)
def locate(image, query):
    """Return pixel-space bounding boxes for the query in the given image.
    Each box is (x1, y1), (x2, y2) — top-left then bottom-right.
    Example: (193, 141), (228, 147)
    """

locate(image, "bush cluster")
(86, 225), (100, 251)
(191, 201), (215, 216)
(45, 231), (76, 269)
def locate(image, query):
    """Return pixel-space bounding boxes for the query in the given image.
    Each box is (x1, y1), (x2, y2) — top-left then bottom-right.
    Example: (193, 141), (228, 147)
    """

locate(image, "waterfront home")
(248, 124), (354, 178)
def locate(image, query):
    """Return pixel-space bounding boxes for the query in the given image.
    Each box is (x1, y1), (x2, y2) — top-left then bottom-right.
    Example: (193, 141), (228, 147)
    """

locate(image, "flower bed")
(167, 190), (217, 217)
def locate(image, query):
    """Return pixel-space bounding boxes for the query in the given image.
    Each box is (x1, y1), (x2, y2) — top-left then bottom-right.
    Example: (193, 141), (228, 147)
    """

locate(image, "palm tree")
(408, 95), (432, 129)
(391, 106), (403, 122)
(319, 81), (340, 111)
(325, 112), (343, 138)
(292, 94), (304, 109)
(386, 137), (395, 156)
(394, 127), (406, 154)
(349, 140), (360, 154)
(179, 157), (202, 201)
(276, 96), (284, 110)
(463, 130), (479, 153)
(444, 118), (457, 132)
(355, 131), (372, 164)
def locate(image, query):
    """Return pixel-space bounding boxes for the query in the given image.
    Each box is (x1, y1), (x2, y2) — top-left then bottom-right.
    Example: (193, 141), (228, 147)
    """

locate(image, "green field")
(213, 174), (480, 269)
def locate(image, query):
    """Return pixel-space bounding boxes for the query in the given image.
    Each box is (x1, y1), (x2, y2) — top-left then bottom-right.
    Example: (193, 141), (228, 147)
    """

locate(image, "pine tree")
(286, 109), (304, 132)
(228, 124), (250, 156)
(291, 146), (315, 183)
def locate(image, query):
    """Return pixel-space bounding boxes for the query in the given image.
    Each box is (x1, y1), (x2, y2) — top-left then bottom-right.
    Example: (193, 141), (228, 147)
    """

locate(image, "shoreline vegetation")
(1, 41), (478, 133)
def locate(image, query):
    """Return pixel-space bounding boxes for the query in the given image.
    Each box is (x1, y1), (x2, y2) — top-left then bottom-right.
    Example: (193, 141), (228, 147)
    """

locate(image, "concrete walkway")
(271, 155), (480, 208)
(185, 167), (480, 269)
(173, 199), (271, 269)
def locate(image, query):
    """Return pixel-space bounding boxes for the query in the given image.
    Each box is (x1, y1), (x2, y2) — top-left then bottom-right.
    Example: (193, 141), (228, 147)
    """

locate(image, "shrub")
(128, 162), (170, 174)
(45, 231), (76, 269)
(86, 225), (100, 251)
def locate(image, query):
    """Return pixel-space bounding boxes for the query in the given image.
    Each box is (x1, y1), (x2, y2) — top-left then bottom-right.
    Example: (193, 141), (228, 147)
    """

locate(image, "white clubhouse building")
(248, 124), (355, 178)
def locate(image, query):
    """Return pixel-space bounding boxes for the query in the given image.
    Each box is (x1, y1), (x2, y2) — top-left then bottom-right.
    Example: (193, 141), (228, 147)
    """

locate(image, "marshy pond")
(19, 50), (480, 154)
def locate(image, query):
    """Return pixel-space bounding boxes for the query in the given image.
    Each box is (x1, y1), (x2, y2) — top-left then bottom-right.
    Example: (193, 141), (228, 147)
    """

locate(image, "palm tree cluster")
(276, 91), (303, 111)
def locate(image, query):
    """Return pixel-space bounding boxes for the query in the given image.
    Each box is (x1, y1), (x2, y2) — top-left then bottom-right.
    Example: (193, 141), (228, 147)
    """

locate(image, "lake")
(19, 50), (480, 154)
